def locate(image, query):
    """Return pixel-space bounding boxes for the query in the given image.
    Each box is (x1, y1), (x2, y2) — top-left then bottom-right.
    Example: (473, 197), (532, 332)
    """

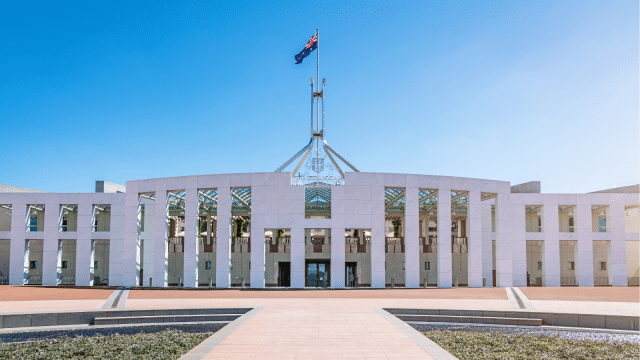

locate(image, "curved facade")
(0, 172), (638, 288)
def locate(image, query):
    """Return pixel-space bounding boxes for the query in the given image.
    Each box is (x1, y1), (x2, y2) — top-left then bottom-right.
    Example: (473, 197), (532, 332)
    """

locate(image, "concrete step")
(94, 314), (241, 326)
(396, 314), (542, 326)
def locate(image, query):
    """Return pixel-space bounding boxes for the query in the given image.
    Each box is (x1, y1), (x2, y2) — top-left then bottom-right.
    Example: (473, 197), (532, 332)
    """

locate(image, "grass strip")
(424, 330), (639, 360)
(0, 329), (211, 360)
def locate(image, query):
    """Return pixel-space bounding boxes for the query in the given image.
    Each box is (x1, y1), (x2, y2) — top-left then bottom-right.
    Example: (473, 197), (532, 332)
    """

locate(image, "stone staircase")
(0, 307), (252, 343)
(384, 308), (640, 331)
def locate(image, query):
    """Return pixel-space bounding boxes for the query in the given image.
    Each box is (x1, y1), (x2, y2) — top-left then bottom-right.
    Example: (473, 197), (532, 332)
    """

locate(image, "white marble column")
(42, 199), (59, 286)
(250, 185), (265, 288)
(216, 187), (231, 288)
(542, 200), (561, 286)
(75, 204), (93, 286)
(495, 193), (513, 287)
(109, 198), (126, 286)
(9, 201), (27, 285)
(142, 200), (155, 286)
(405, 187), (419, 288)
(153, 191), (168, 287)
(331, 227), (346, 289)
(371, 186), (385, 288)
(290, 185), (305, 289)
(330, 185), (346, 289)
(510, 203), (527, 287)
(290, 227), (305, 288)
(123, 183), (140, 287)
(183, 186), (198, 287)
(437, 187), (452, 288)
(467, 191), (483, 287)
(609, 202), (627, 286)
(481, 201), (493, 286)
(575, 203), (594, 286)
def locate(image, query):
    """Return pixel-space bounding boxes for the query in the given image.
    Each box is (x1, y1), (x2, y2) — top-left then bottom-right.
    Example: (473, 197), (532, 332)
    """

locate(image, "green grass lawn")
(0, 330), (211, 360)
(424, 330), (639, 360)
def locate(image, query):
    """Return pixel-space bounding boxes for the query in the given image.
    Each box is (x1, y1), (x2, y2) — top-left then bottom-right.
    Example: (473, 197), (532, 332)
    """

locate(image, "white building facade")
(0, 173), (638, 288)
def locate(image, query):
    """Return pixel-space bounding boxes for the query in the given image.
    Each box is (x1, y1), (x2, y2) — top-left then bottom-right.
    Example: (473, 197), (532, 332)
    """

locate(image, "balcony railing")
(385, 237), (404, 253)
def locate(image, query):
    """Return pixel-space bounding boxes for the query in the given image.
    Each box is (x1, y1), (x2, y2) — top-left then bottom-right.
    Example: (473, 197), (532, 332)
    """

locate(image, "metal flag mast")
(276, 29), (360, 187)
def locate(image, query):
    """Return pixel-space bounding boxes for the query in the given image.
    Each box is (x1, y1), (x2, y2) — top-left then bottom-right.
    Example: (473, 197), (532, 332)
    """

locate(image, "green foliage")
(0, 330), (211, 360)
(392, 219), (401, 237)
(235, 218), (244, 237)
(277, 229), (285, 239)
(353, 229), (359, 238)
(424, 330), (639, 360)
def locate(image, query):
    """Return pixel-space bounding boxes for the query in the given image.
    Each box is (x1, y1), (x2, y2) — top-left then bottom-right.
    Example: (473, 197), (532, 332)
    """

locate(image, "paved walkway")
(193, 300), (436, 360)
(1, 286), (638, 359)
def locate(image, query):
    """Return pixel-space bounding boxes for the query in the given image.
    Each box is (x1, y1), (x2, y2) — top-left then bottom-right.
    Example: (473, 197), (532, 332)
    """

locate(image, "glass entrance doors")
(345, 262), (357, 287)
(278, 262), (290, 287)
(306, 261), (330, 287)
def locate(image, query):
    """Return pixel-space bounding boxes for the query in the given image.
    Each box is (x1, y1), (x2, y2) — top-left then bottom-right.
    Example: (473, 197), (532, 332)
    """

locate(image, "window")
(230, 261), (233, 270)
(598, 262), (607, 271)
(30, 260), (37, 269)
(402, 261), (405, 270)
(94, 261), (98, 270)
(205, 261), (211, 270)
(62, 261), (68, 269)
(425, 262), (430, 271)
(61, 216), (68, 232)
(537, 261), (542, 270)
(29, 216), (38, 232)
(599, 217), (606, 232)
(568, 261), (575, 270)
(93, 218), (98, 232)
(568, 217), (574, 232)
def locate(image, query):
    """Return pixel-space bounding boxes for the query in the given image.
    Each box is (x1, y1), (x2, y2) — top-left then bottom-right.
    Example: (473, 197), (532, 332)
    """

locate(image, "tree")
(392, 219), (402, 238)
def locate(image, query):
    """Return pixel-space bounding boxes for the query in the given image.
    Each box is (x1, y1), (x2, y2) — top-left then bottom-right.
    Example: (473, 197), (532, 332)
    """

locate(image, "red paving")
(127, 287), (508, 300)
(519, 286), (640, 303)
(0, 286), (114, 301)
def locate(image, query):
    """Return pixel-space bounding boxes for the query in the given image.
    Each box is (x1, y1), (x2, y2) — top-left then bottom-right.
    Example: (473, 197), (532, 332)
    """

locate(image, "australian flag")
(295, 32), (318, 64)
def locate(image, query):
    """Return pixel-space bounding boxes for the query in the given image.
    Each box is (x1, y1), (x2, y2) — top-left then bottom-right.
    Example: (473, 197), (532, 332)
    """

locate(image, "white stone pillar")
(575, 203), (594, 286)
(216, 187), (231, 288)
(510, 203), (527, 287)
(609, 201), (627, 286)
(109, 201), (125, 286)
(331, 227), (345, 289)
(330, 185), (345, 289)
(142, 201), (155, 286)
(9, 201), (27, 285)
(75, 204), (93, 286)
(42, 199), (59, 285)
(290, 227), (305, 288)
(481, 202), (493, 286)
(437, 187), (452, 288)
(371, 186), (386, 288)
(404, 187), (419, 288)
(183, 186), (198, 287)
(542, 200), (561, 286)
(250, 185), (265, 288)
(123, 183), (140, 287)
(494, 193), (513, 287)
(153, 191), (168, 287)
(467, 191), (483, 287)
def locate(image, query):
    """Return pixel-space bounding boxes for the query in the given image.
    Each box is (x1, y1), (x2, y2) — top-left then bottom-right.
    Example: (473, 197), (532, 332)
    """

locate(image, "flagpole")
(316, 28), (319, 97)
(316, 28), (320, 178)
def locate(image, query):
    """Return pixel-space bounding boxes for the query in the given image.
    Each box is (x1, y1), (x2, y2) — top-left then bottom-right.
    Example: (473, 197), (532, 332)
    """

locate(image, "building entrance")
(278, 262), (290, 287)
(345, 262), (357, 287)
(306, 261), (330, 287)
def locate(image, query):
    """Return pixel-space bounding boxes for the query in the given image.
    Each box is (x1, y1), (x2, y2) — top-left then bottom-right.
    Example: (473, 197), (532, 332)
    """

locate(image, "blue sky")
(1, 1), (637, 193)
